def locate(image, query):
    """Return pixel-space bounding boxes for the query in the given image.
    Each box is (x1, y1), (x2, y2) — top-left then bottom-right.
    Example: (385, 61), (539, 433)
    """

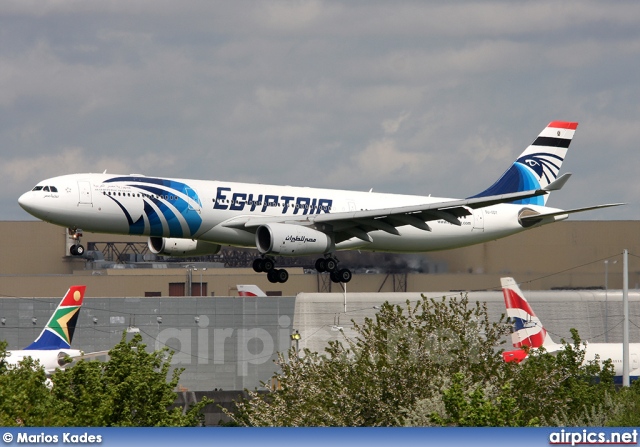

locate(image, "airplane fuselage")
(583, 343), (640, 378)
(18, 173), (561, 254)
(4, 349), (83, 375)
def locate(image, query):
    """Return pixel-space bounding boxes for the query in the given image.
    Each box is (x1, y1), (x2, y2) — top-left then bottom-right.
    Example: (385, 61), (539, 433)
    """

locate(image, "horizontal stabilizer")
(520, 203), (625, 223)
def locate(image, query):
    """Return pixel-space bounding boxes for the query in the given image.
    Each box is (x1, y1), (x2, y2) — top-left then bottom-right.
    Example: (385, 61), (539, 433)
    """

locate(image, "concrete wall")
(0, 296), (296, 391)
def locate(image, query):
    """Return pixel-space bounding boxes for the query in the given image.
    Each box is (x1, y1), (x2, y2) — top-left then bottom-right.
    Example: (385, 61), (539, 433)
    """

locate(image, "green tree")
(604, 379), (640, 426)
(51, 333), (209, 426)
(426, 372), (527, 427)
(507, 329), (615, 425)
(0, 334), (209, 426)
(0, 340), (67, 426)
(229, 294), (513, 426)
(227, 294), (619, 427)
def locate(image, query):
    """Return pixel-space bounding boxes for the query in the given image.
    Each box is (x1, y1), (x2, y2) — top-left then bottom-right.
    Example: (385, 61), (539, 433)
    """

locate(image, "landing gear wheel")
(315, 258), (326, 273)
(276, 269), (289, 283)
(337, 268), (352, 283)
(262, 258), (275, 272)
(325, 258), (337, 272)
(267, 269), (279, 283)
(70, 245), (78, 256)
(330, 271), (340, 283)
(75, 245), (85, 256)
(253, 258), (264, 273)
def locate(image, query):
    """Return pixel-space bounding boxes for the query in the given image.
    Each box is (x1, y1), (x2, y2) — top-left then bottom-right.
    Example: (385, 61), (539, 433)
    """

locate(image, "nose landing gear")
(68, 228), (85, 256)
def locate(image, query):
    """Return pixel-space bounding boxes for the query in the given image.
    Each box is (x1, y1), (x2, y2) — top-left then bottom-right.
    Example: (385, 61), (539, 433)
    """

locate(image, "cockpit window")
(50, 186), (58, 192)
(32, 186), (44, 191)
(43, 186), (50, 192)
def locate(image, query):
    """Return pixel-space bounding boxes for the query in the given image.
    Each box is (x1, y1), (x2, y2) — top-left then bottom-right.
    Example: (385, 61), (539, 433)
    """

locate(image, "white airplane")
(3, 285), (87, 375)
(237, 285), (268, 297)
(18, 121), (620, 284)
(501, 277), (640, 382)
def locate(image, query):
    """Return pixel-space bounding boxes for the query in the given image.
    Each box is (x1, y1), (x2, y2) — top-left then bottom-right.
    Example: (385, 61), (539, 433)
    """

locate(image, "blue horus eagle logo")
(515, 153), (563, 186)
(103, 177), (203, 237)
(469, 152), (564, 205)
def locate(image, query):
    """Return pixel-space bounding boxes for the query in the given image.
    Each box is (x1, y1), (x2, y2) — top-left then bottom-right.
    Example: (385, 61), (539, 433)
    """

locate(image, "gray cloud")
(1, 0), (638, 221)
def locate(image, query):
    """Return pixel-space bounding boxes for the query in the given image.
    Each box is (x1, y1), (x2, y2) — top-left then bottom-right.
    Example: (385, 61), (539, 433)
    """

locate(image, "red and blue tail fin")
(501, 277), (555, 349)
(470, 121), (578, 205)
(24, 285), (86, 350)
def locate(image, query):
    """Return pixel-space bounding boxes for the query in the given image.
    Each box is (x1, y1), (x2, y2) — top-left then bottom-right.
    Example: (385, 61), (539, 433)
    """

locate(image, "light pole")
(604, 259), (618, 343)
(199, 267), (207, 296)
(605, 260), (609, 342)
(186, 265), (194, 296)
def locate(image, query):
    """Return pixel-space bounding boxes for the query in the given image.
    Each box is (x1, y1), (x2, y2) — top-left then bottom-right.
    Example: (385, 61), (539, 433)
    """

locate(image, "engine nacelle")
(148, 237), (222, 257)
(256, 223), (333, 255)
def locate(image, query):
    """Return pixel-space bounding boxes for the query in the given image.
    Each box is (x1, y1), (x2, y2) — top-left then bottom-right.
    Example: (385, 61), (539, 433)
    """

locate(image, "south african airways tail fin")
(470, 121), (578, 206)
(24, 285), (86, 350)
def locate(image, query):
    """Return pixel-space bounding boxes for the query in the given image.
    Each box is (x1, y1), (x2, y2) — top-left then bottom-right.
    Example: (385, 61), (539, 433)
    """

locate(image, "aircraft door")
(185, 187), (201, 214)
(632, 353), (639, 370)
(78, 181), (92, 206)
(473, 208), (484, 231)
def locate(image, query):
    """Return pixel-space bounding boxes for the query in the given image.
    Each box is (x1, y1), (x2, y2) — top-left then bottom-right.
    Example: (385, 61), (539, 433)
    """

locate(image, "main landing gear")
(315, 256), (352, 284)
(68, 228), (85, 256)
(253, 257), (289, 284)
(252, 255), (352, 284)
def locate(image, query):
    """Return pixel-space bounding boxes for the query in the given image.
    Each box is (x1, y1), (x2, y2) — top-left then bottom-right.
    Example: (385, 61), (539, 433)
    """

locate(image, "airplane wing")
(221, 173), (575, 243)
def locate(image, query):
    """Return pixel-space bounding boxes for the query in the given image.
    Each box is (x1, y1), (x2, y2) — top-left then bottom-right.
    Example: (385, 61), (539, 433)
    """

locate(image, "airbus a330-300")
(18, 121), (621, 283)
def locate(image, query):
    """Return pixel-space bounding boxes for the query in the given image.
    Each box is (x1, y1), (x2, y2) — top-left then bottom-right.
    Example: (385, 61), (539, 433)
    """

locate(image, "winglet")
(543, 172), (572, 191)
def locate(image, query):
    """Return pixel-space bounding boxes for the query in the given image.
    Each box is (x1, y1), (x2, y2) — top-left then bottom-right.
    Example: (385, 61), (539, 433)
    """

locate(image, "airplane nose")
(18, 191), (38, 216)
(18, 192), (30, 210)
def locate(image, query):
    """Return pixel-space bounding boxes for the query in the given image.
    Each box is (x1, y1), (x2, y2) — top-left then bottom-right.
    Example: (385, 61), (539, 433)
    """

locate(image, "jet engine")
(148, 237), (222, 256)
(256, 223), (333, 255)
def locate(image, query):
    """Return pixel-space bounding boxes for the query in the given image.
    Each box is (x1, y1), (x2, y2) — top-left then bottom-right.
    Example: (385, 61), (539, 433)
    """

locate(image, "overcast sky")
(1, 0), (639, 221)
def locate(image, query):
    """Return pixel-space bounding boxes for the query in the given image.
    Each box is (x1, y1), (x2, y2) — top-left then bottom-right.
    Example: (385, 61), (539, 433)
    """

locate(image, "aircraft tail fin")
(470, 121), (578, 206)
(501, 277), (556, 349)
(24, 285), (86, 350)
(237, 285), (267, 297)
